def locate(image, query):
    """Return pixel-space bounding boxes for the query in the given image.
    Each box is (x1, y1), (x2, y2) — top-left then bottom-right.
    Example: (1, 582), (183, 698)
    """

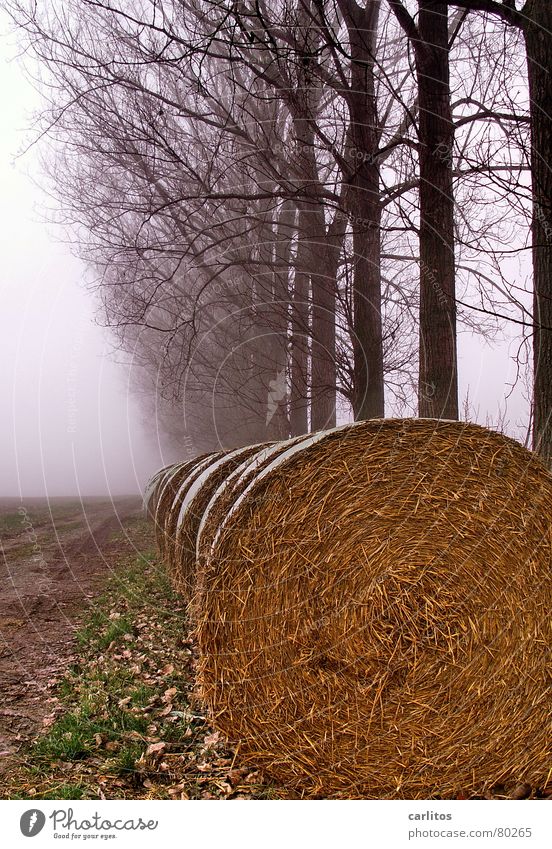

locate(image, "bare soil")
(0, 496), (145, 775)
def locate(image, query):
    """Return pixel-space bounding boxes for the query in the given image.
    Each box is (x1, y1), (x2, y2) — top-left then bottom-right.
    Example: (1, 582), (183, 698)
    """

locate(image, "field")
(0, 498), (275, 800)
(0, 496), (142, 769)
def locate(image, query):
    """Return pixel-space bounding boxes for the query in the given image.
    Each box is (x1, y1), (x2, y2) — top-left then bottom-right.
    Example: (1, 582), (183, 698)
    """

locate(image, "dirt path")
(0, 496), (147, 775)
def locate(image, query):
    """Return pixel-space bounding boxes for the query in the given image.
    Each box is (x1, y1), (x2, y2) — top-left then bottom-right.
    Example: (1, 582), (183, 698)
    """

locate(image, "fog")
(0, 31), (164, 497)
(0, 25), (531, 498)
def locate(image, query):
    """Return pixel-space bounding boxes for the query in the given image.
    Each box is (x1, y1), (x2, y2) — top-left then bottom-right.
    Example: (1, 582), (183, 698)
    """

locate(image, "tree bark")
(524, 0), (552, 466)
(310, 204), (339, 431)
(415, 1), (458, 419)
(341, 0), (386, 420)
(267, 199), (294, 440)
(292, 1), (338, 432)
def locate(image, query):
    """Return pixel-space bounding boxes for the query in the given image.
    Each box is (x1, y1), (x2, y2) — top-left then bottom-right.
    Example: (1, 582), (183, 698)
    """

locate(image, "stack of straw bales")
(143, 464), (173, 520)
(172, 443), (272, 599)
(145, 419), (552, 798)
(156, 454), (222, 563)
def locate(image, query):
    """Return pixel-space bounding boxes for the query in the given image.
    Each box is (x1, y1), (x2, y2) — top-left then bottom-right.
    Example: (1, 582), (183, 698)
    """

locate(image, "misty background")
(0, 15), (531, 498)
(0, 25), (165, 496)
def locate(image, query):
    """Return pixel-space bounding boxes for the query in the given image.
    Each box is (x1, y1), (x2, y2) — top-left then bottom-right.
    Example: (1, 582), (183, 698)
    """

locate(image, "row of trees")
(8, 1), (551, 462)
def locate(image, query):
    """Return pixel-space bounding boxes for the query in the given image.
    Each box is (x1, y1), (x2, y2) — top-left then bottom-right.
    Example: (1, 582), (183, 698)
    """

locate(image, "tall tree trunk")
(310, 210), (346, 430)
(310, 204), (338, 431)
(291, 0), (337, 431)
(438, 0), (551, 455)
(351, 207), (384, 420)
(290, 204), (311, 436)
(442, 0), (552, 457)
(291, 164), (337, 433)
(415, 1), (458, 419)
(247, 197), (279, 443)
(525, 0), (552, 466)
(267, 199), (294, 440)
(341, 0), (385, 420)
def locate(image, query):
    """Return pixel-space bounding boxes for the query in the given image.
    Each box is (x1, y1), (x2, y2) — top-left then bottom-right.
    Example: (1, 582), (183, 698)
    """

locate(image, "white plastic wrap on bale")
(169, 454), (224, 524)
(147, 467), (176, 516)
(163, 455), (221, 532)
(143, 470), (161, 508)
(153, 460), (195, 518)
(196, 434), (312, 556)
(176, 443), (267, 530)
(196, 446), (274, 548)
(143, 465), (172, 514)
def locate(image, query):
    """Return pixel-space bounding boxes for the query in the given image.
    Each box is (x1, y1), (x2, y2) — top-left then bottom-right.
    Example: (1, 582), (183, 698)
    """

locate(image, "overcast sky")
(0, 20), (532, 498)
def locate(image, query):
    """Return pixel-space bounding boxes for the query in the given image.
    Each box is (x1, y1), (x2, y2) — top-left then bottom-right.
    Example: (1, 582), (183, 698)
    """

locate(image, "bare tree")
(390, 0), (458, 419)
(8, 0), (534, 453)
(437, 0), (552, 461)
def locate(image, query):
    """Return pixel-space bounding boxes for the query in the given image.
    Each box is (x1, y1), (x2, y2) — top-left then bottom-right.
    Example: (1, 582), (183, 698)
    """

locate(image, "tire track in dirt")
(0, 497), (148, 777)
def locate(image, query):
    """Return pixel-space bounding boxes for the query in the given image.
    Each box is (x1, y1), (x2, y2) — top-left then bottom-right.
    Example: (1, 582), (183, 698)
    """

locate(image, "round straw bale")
(161, 455), (222, 567)
(143, 464), (173, 519)
(158, 453), (226, 582)
(196, 418), (552, 799)
(154, 454), (218, 560)
(173, 443), (272, 603)
(192, 435), (315, 617)
(197, 435), (313, 556)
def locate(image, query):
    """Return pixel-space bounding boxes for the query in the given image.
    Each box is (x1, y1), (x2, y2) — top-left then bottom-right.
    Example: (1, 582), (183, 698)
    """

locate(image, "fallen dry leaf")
(126, 730), (143, 741)
(146, 741), (167, 757)
(168, 784), (189, 800)
(227, 769), (244, 786)
(162, 687), (177, 703)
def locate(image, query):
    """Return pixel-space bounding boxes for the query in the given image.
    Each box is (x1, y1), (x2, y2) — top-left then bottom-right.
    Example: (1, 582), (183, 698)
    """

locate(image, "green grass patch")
(11, 783), (87, 801)
(108, 743), (145, 779)
(40, 783), (87, 800)
(0, 508), (48, 535)
(0, 512), (27, 533)
(79, 615), (134, 650)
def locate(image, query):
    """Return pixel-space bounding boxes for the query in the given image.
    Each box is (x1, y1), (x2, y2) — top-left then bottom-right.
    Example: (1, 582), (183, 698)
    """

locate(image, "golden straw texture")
(194, 418), (552, 799)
